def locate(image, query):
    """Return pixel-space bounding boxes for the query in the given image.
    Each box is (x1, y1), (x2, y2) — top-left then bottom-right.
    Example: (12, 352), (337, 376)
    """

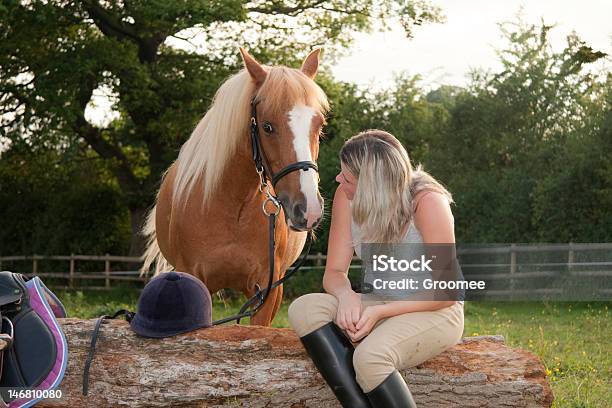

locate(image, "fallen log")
(38, 319), (553, 407)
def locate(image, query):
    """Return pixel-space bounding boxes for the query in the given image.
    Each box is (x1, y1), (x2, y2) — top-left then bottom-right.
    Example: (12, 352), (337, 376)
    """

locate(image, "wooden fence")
(0, 253), (356, 290)
(456, 243), (612, 300)
(1, 243), (611, 299)
(0, 254), (147, 290)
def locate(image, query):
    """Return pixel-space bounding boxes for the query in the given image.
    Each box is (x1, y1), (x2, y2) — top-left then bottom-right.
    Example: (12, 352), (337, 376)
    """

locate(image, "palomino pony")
(141, 48), (329, 326)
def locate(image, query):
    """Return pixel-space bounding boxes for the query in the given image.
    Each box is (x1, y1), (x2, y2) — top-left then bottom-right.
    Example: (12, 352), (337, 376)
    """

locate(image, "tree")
(0, 0), (443, 255)
(0, 142), (130, 256)
(427, 17), (609, 243)
(531, 73), (612, 242)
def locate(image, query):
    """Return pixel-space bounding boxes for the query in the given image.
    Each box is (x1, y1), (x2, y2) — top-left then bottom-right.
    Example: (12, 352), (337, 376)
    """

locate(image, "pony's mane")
(173, 66), (329, 206)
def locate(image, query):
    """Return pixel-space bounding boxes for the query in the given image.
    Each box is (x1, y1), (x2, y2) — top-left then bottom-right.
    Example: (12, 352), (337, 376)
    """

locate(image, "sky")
(81, 0), (612, 126)
(330, 0), (612, 90)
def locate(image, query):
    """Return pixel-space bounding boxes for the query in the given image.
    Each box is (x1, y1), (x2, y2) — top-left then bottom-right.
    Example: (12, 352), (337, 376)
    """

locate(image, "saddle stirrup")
(366, 370), (417, 408)
(299, 322), (372, 408)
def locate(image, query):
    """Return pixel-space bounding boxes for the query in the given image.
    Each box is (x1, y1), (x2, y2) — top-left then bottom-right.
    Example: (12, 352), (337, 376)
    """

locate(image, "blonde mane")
(172, 66), (329, 206)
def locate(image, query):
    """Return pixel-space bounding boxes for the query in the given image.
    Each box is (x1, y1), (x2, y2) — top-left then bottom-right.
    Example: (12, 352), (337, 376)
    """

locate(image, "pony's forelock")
(255, 67), (329, 116)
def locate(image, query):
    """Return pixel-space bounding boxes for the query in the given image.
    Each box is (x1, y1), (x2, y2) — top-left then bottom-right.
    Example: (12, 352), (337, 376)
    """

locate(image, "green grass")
(59, 289), (610, 408)
(57, 288), (292, 326)
(463, 302), (610, 408)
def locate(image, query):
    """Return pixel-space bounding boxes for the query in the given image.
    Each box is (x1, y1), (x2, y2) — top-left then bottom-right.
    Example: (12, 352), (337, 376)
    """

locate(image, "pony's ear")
(239, 47), (267, 86)
(301, 48), (321, 80)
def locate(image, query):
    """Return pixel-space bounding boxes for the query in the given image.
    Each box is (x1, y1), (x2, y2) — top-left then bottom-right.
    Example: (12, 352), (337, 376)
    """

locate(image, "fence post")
(315, 252), (323, 267)
(105, 254), (111, 289)
(568, 242), (574, 274)
(69, 253), (75, 289)
(32, 255), (38, 276)
(509, 244), (516, 300)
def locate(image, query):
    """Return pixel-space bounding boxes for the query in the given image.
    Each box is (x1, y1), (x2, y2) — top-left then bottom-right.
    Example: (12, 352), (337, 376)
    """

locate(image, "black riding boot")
(299, 322), (372, 408)
(366, 370), (417, 408)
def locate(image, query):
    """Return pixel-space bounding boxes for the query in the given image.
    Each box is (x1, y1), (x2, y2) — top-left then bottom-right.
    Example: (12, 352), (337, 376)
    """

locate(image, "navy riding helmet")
(130, 271), (212, 338)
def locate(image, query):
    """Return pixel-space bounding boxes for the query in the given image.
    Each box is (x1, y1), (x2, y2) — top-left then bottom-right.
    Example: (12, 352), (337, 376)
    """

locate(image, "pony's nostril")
(293, 202), (306, 218)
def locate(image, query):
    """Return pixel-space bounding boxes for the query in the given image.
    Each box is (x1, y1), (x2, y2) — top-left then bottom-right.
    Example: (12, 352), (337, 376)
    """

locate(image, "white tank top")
(350, 218), (465, 304)
(351, 219), (423, 259)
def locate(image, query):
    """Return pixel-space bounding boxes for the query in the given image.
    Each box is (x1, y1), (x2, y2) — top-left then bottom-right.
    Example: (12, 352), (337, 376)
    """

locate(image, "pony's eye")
(262, 122), (274, 134)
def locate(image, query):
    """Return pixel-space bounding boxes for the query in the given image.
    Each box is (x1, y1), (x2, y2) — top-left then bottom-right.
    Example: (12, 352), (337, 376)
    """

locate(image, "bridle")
(248, 97), (319, 217)
(211, 97), (320, 324)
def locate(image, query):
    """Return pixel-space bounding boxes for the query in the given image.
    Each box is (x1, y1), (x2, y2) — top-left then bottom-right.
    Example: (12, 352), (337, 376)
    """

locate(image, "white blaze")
(288, 105), (322, 228)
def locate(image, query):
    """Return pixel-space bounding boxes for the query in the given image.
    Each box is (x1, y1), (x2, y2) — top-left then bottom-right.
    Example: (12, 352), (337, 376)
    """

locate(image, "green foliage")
(313, 18), (611, 248)
(0, 0), (443, 254)
(1, 8), (610, 255)
(0, 145), (130, 255)
(426, 19), (610, 243)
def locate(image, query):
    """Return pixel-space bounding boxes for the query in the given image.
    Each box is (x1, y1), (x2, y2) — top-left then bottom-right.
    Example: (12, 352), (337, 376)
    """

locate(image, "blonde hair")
(173, 66), (328, 207)
(339, 130), (453, 243)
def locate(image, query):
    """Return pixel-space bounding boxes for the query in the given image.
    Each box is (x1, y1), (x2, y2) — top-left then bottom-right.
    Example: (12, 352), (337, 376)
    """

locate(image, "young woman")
(288, 130), (464, 408)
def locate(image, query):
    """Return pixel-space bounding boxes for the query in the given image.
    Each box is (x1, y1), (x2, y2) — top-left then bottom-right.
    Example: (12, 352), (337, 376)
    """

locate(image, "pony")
(140, 48), (329, 326)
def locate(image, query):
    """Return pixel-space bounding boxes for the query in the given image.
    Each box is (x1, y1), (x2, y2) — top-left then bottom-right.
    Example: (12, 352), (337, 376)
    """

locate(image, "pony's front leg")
(248, 262), (284, 326)
(270, 282), (284, 322)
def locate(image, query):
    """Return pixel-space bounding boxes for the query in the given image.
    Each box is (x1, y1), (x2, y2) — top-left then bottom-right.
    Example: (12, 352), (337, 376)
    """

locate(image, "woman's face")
(336, 162), (358, 200)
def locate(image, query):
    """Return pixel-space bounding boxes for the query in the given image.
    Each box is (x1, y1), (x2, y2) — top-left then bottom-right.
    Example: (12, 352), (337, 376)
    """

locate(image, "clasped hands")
(335, 289), (384, 342)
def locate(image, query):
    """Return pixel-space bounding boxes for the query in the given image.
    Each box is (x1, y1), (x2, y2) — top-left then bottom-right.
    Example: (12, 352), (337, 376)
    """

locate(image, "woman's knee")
(287, 294), (310, 326)
(352, 344), (395, 393)
(288, 293), (338, 337)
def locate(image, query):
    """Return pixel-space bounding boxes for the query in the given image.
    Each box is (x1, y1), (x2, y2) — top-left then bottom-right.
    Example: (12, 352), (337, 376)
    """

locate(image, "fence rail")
(0, 252), (362, 290)
(1, 243), (611, 298)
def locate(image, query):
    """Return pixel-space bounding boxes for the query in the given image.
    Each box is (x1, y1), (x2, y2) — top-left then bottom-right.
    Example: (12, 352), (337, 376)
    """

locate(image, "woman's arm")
(323, 186), (362, 333)
(372, 191), (457, 317)
(322, 186), (354, 296)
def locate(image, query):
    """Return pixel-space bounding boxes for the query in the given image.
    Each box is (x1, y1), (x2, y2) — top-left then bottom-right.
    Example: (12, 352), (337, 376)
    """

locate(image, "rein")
(212, 97), (318, 325)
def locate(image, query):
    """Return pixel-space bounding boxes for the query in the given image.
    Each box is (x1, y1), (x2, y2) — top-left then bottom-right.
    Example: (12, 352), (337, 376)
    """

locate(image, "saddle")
(0, 272), (68, 408)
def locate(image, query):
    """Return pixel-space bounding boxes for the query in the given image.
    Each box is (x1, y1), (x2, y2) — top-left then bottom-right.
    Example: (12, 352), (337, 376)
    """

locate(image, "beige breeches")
(288, 293), (464, 392)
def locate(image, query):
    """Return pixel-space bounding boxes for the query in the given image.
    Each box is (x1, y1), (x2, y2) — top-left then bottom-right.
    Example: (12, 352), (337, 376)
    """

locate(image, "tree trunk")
(38, 319), (553, 408)
(128, 206), (148, 257)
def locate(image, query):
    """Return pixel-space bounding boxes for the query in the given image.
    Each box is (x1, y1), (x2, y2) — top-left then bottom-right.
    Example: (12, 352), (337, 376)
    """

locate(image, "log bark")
(38, 319), (553, 407)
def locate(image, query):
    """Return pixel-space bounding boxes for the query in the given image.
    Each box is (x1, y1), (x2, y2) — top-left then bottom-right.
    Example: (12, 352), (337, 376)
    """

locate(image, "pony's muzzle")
(278, 193), (323, 231)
